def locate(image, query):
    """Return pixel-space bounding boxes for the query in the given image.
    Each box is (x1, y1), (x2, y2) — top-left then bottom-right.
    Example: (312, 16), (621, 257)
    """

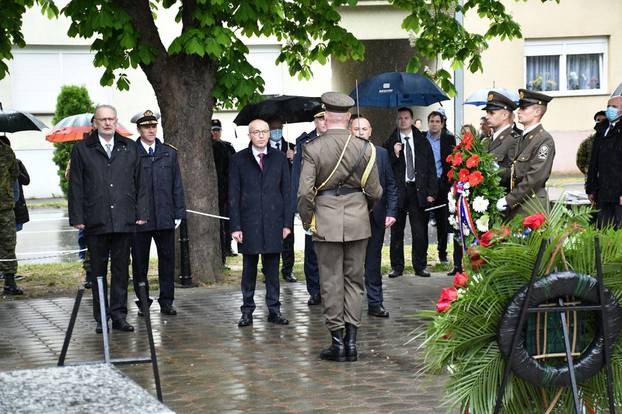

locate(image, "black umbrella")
(233, 95), (322, 126)
(0, 103), (48, 133)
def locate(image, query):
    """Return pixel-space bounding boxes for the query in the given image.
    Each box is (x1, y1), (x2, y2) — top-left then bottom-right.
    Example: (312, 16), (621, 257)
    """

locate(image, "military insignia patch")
(487, 93), (493, 101)
(537, 145), (549, 160)
(144, 110), (154, 117)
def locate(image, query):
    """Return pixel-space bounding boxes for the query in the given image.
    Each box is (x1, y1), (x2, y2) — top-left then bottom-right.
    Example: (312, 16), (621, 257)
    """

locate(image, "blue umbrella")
(351, 72), (449, 108)
(464, 87), (519, 106)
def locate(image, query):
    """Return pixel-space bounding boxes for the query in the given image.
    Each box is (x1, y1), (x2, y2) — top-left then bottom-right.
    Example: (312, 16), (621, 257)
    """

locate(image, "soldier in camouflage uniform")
(0, 140), (23, 295)
(576, 110), (606, 177)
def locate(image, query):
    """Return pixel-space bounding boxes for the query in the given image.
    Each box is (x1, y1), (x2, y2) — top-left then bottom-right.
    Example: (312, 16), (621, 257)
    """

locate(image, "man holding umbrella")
(0, 139), (22, 295)
(298, 92), (382, 362)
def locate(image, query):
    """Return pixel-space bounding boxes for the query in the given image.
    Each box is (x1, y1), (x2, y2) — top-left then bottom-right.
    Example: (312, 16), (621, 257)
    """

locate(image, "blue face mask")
(269, 129), (283, 141)
(606, 106), (620, 123)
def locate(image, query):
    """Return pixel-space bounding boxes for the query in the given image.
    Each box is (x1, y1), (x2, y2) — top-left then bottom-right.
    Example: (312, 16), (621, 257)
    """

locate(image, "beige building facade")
(0, 1), (618, 196)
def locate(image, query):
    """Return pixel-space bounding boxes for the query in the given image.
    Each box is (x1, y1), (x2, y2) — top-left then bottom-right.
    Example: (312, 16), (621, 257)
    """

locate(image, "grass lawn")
(2, 243), (455, 301)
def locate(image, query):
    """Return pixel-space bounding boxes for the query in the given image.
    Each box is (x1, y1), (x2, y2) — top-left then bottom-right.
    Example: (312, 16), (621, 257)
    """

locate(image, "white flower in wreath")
(476, 214), (489, 232)
(463, 182), (471, 189)
(472, 196), (489, 213)
(448, 215), (460, 230)
(462, 224), (470, 236)
(448, 193), (456, 213)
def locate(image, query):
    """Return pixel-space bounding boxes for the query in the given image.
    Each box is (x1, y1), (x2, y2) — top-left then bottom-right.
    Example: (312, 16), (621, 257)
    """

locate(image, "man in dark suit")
(291, 112), (327, 305)
(586, 95), (622, 229)
(268, 116), (297, 283)
(425, 111), (456, 265)
(68, 104), (148, 333)
(230, 119), (292, 327)
(130, 110), (186, 316)
(350, 116), (397, 318)
(383, 107), (437, 278)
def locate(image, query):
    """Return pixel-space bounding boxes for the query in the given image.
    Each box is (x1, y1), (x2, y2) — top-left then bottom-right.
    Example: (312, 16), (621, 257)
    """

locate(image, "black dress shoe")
(307, 294), (321, 306)
(267, 312), (289, 325)
(447, 267), (462, 277)
(388, 269), (403, 278)
(238, 314), (253, 327)
(160, 305), (177, 315)
(368, 305), (390, 318)
(95, 321), (109, 334)
(415, 269), (431, 278)
(112, 319), (134, 332)
(282, 273), (297, 283)
(3, 285), (24, 295)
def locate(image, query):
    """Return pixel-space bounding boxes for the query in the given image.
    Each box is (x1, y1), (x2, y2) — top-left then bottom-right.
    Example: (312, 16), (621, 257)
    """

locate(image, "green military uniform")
(482, 91), (521, 192)
(576, 134), (595, 176)
(0, 141), (19, 278)
(505, 89), (555, 218)
(298, 92), (382, 362)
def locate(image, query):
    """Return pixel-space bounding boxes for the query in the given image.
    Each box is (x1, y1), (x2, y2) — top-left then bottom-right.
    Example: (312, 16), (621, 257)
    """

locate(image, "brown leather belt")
(316, 187), (362, 197)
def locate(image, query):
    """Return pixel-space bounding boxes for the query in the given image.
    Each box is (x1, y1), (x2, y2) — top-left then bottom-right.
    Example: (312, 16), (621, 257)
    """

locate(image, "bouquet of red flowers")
(445, 130), (505, 248)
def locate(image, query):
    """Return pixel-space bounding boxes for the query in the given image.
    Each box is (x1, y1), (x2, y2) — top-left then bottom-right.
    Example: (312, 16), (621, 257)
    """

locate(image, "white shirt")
(492, 124), (511, 141)
(522, 123), (541, 136)
(251, 145), (267, 167)
(99, 135), (114, 156)
(140, 139), (156, 154)
(400, 131), (416, 183)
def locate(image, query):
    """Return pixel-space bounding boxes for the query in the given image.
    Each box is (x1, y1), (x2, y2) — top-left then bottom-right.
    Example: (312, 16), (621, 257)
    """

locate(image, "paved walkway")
(0, 274), (456, 413)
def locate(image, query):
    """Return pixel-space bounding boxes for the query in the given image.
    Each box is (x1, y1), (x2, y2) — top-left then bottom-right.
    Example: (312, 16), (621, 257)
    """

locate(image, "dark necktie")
(148, 147), (154, 156)
(404, 136), (415, 181)
(276, 142), (280, 151)
(258, 153), (265, 171)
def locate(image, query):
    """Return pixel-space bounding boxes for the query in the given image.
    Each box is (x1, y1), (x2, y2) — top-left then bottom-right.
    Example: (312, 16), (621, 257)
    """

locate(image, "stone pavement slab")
(0, 273), (457, 413)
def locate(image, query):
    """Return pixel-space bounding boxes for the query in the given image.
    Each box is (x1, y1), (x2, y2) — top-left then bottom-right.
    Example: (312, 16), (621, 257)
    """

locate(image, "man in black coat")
(425, 111), (456, 265)
(290, 112), (327, 305)
(267, 116), (297, 283)
(586, 95), (622, 229)
(230, 119), (292, 327)
(69, 104), (149, 333)
(383, 107), (437, 278)
(130, 110), (186, 316)
(350, 116), (397, 317)
(211, 119), (236, 262)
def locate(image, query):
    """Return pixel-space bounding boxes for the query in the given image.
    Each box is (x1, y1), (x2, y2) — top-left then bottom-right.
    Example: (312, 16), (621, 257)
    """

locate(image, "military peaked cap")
(518, 89), (553, 108)
(482, 91), (518, 111)
(321, 92), (354, 113)
(131, 110), (160, 126)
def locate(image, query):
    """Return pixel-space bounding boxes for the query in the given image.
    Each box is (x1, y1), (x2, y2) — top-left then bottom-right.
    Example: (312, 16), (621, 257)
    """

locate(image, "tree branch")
(181, 0), (197, 32)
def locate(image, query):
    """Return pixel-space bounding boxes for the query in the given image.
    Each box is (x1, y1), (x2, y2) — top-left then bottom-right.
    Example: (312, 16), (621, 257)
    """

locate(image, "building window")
(524, 37), (607, 96)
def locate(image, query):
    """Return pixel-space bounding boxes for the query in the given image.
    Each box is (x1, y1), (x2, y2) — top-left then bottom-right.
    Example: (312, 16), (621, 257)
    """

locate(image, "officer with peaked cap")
(130, 109), (186, 316)
(482, 91), (521, 192)
(297, 92), (382, 362)
(496, 89), (555, 218)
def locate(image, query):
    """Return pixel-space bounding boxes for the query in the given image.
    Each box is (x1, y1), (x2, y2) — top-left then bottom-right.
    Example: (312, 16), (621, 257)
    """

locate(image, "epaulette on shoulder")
(163, 143), (178, 151)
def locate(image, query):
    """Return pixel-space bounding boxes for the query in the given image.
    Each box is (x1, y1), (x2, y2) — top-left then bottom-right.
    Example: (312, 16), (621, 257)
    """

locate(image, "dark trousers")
(452, 235), (463, 271)
(85, 232), (131, 322)
(390, 184), (428, 272)
(281, 232), (294, 276)
(131, 229), (175, 307)
(304, 234), (320, 296)
(365, 221), (385, 307)
(432, 203), (449, 261)
(596, 202), (622, 229)
(241, 253), (281, 315)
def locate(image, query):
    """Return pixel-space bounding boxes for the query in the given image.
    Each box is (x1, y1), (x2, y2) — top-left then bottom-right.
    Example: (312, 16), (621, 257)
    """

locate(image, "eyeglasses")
(250, 129), (270, 136)
(95, 117), (117, 123)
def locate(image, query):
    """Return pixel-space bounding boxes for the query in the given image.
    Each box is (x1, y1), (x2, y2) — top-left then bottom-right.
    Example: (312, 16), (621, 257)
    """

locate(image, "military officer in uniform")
(0, 140), (22, 295)
(483, 91), (521, 192)
(298, 92), (383, 362)
(496, 89), (554, 218)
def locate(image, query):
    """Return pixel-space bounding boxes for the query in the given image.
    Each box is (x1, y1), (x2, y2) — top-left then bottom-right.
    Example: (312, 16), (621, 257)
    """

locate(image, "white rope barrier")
(0, 248), (87, 262)
(186, 209), (230, 221)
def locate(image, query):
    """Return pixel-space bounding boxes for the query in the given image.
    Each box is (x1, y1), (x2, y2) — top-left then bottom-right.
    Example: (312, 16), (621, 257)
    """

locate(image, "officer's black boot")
(320, 329), (345, 362)
(344, 323), (358, 362)
(3, 273), (24, 295)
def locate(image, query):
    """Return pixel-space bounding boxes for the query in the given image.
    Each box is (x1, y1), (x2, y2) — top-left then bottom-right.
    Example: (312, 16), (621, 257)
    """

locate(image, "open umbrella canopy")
(46, 113), (132, 143)
(465, 87), (519, 106)
(234, 95), (322, 126)
(612, 81), (622, 97)
(351, 72), (449, 108)
(0, 108), (48, 133)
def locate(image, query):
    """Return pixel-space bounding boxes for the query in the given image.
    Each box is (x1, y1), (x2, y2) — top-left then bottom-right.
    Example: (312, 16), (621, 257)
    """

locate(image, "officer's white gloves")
(175, 219), (182, 229)
(496, 197), (508, 212)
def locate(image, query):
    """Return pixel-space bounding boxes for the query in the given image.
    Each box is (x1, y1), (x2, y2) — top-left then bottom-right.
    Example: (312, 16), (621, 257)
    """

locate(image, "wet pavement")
(0, 274), (455, 414)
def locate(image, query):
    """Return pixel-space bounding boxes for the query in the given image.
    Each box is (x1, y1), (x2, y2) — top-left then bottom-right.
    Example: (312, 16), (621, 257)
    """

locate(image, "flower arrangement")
(446, 130), (505, 248)
(420, 202), (622, 413)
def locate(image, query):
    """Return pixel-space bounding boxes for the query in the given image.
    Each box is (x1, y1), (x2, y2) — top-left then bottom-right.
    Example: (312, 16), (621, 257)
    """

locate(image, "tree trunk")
(141, 54), (224, 283)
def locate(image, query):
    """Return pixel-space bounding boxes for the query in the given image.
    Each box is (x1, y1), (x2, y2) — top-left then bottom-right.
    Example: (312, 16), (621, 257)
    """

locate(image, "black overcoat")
(14, 160), (30, 225)
(228, 146), (291, 255)
(370, 145), (398, 227)
(68, 131), (149, 235)
(135, 138), (186, 232)
(383, 126), (438, 208)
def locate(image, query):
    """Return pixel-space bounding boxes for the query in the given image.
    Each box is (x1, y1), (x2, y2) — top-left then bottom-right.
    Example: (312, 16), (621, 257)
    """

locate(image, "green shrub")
(51, 85), (94, 197)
